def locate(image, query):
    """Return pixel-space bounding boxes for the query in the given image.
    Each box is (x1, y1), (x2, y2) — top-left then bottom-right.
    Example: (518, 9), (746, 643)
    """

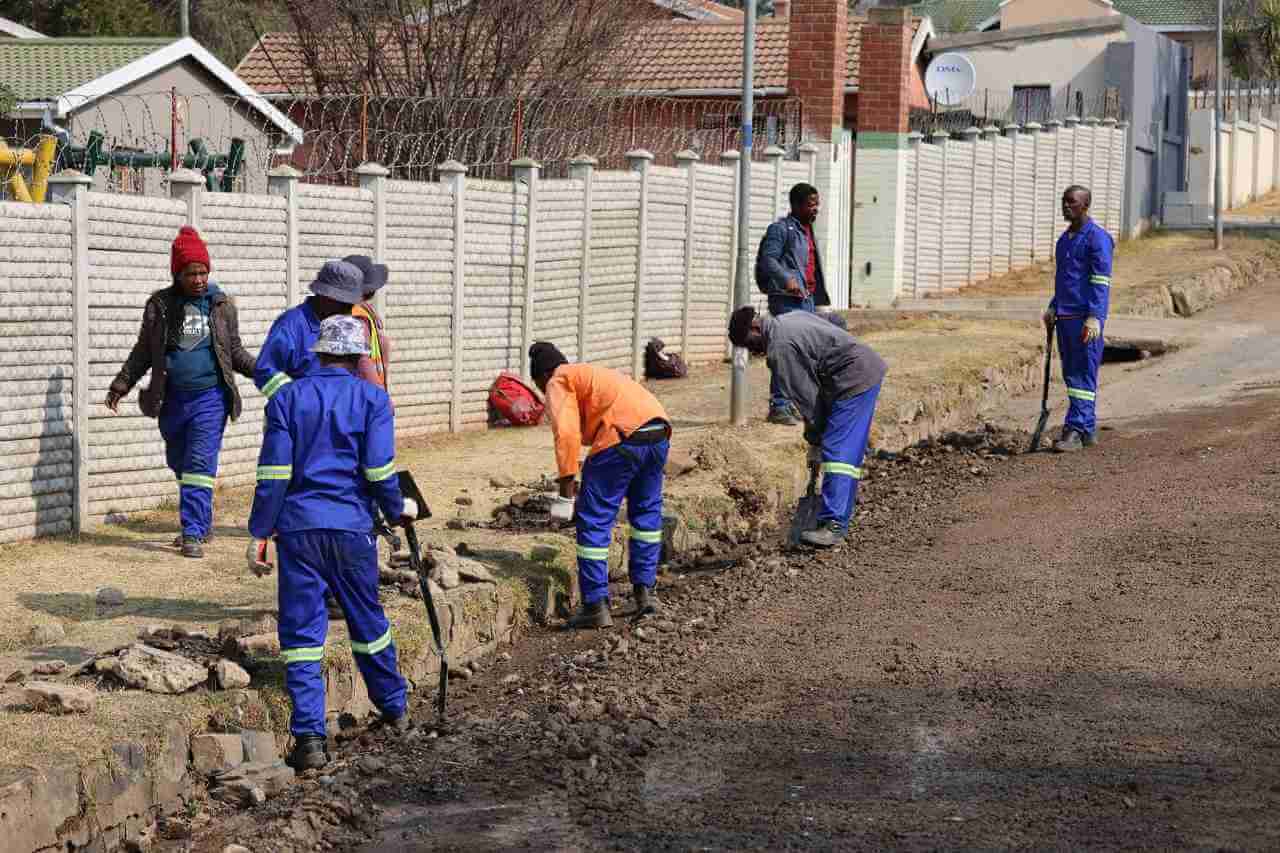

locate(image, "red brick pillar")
(856, 7), (914, 141)
(787, 0), (847, 142)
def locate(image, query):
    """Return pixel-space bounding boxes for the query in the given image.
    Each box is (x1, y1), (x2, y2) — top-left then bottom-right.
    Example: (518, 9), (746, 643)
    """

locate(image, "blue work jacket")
(254, 299), (323, 400)
(1051, 218), (1113, 320)
(754, 214), (831, 308)
(248, 367), (403, 539)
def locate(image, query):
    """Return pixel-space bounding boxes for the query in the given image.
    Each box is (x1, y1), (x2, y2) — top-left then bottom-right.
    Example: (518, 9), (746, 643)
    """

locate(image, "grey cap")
(342, 254), (389, 294)
(308, 260), (364, 305)
(311, 315), (370, 357)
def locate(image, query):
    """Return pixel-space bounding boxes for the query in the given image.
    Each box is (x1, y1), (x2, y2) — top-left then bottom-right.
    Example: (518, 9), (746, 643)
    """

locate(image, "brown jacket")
(110, 285), (255, 420)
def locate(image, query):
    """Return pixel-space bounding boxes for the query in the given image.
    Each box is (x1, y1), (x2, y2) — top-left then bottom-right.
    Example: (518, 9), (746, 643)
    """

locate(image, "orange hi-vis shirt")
(545, 363), (669, 478)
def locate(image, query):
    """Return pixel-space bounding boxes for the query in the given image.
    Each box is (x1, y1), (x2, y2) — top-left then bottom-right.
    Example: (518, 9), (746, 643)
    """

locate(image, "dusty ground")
(179, 387), (1280, 851)
(940, 229), (1280, 314)
(0, 315), (1041, 769)
(1231, 188), (1280, 219)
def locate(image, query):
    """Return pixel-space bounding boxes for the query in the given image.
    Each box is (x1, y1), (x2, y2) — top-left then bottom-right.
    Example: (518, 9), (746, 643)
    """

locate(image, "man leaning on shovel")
(1042, 184), (1113, 453)
(728, 306), (887, 549)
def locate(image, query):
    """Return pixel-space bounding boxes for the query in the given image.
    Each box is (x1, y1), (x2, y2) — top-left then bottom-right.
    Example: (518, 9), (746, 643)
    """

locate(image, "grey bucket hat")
(311, 315), (371, 357)
(308, 260), (365, 304)
(342, 254), (389, 295)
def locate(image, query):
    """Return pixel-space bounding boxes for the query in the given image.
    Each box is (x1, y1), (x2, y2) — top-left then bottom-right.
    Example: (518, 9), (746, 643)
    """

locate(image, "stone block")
(0, 759), (81, 852)
(79, 742), (151, 834)
(213, 659), (251, 690)
(108, 644), (209, 694)
(240, 730), (279, 764)
(191, 734), (245, 775)
(23, 681), (94, 714)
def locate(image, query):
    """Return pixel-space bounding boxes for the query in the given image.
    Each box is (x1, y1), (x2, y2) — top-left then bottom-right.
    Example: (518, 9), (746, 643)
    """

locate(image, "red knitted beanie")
(171, 226), (211, 276)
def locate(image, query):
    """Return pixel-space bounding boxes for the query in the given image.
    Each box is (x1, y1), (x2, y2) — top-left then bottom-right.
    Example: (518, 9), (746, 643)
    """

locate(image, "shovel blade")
(788, 495), (820, 547)
(1029, 410), (1051, 453)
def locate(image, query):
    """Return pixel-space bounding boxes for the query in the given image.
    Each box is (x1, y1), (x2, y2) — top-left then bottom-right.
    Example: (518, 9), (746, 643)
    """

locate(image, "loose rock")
(192, 733), (245, 774)
(455, 495), (474, 506)
(32, 660), (67, 676)
(489, 474), (516, 488)
(24, 681), (95, 714)
(530, 545), (559, 564)
(96, 587), (126, 607)
(213, 659), (252, 690)
(27, 622), (65, 646)
(108, 644), (210, 694)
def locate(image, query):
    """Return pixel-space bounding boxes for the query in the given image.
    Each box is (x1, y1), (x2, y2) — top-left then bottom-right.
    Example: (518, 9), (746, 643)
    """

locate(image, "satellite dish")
(925, 53), (977, 107)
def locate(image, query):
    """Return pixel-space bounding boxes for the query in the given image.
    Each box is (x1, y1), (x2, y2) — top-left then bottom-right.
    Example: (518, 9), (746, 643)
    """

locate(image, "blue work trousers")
(817, 383), (881, 533)
(767, 295), (815, 413)
(575, 440), (669, 605)
(276, 530), (407, 738)
(1055, 317), (1104, 436)
(158, 385), (228, 539)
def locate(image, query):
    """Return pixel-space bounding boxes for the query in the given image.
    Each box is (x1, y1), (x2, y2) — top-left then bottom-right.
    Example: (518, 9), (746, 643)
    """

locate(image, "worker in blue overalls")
(247, 309), (416, 771)
(1042, 184), (1113, 453)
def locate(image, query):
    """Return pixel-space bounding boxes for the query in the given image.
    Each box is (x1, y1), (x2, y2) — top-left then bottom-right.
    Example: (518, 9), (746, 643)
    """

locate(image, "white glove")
(549, 495), (575, 521)
(1082, 316), (1102, 344)
(806, 445), (822, 466)
(1042, 307), (1055, 330)
(246, 539), (273, 577)
(402, 497), (419, 519)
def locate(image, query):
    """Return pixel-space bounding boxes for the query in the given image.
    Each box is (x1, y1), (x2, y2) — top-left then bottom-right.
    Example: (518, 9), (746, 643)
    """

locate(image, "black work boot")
(1082, 431), (1099, 448)
(286, 735), (329, 771)
(767, 407), (800, 426)
(567, 600), (613, 629)
(379, 712), (412, 735)
(172, 533), (212, 548)
(1052, 429), (1086, 453)
(800, 520), (845, 549)
(633, 584), (661, 616)
(180, 535), (204, 559)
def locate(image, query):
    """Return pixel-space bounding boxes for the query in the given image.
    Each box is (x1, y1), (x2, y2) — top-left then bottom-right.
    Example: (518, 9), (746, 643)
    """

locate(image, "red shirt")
(804, 224), (817, 295)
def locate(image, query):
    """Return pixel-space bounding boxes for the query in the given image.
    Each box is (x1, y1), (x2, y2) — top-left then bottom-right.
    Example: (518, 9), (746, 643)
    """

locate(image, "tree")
(1223, 0), (1280, 80)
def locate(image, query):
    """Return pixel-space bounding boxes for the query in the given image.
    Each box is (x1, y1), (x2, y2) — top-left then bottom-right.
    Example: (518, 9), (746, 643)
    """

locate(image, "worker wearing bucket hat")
(248, 314), (416, 771)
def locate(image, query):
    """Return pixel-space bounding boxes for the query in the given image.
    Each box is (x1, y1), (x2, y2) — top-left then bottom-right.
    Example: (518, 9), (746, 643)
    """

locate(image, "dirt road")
(186, 285), (1280, 852)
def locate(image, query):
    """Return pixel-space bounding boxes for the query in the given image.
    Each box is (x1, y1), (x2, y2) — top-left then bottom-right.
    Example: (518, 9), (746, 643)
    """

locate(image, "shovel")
(1029, 325), (1054, 453)
(396, 471), (449, 723)
(787, 462), (821, 547)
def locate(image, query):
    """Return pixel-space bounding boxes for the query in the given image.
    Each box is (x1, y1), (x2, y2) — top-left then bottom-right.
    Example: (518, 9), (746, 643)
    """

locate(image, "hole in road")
(1103, 344), (1154, 364)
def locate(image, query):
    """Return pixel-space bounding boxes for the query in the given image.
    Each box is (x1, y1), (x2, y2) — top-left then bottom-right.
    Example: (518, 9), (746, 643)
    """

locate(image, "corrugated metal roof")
(0, 37), (173, 102)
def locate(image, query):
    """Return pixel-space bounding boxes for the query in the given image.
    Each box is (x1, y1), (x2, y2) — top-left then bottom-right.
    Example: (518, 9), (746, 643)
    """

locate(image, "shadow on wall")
(32, 368), (75, 539)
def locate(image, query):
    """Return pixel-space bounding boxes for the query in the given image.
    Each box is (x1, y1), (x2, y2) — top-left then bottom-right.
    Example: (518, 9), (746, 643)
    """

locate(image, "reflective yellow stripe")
(350, 629), (392, 656)
(628, 526), (663, 544)
(1066, 387), (1096, 402)
(365, 460), (396, 482)
(576, 545), (610, 561)
(1090, 275), (1111, 287)
(180, 473), (215, 490)
(256, 465), (292, 481)
(820, 462), (863, 479)
(282, 646), (324, 664)
(263, 372), (292, 398)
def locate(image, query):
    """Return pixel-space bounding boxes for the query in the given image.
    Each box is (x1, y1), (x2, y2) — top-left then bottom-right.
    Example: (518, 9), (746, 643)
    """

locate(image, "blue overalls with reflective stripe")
(816, 384), (881, 533)
(248, 367), (407, 737)
(575, 421), (670, 606)
(1051, 218), (1113, 437)
(254, 299), (323, 402)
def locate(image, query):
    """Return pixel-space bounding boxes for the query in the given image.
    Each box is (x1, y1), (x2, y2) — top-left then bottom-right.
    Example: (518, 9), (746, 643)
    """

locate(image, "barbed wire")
(910, 87), (1127, 136)
(1189, 78), (1280, 115)
(0, 91), (806, 199)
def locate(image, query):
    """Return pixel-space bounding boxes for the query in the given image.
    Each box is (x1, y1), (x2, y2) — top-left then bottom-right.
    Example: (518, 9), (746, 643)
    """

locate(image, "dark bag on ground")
(645, 338), (688, 380)
(487, 371), (545, 427)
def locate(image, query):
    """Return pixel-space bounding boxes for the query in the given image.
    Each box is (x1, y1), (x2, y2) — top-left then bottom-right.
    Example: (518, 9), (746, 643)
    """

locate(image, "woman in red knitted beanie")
(104, 226), (256, 558)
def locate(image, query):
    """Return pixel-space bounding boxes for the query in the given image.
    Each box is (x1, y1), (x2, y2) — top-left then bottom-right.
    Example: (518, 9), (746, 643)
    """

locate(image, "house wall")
(64, 58), (282, 196)
(1163, 30), (1215, 85)
(0, 148), (821, 542)
(940, 28), (1129, 98)
(999, 0), (1118, 29)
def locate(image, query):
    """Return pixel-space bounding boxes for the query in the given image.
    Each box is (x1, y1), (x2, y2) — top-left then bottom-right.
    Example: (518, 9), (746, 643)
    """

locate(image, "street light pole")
(1214, 0), (1224, 250)
(730, 0), (756, 426)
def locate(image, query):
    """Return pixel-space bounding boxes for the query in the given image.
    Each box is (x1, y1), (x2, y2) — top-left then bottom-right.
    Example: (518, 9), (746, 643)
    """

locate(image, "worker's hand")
(806, 445), (822, 467)
(784, 276), (804, 297)
(246, 539), (273, 577)
(1082, 316), (1102, 344)
(1041, 308), (1055, 331)
(399, 497), (419, 527)
(549, 496), (575, 521)
(105, 389), (122, 413)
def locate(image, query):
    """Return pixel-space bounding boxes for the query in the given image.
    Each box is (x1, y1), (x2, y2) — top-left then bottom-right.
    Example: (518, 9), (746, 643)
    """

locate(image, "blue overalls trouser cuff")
(575, 439), (670, 605)
(1055, 316), (1103, 435)
(817, 383), (881, 532)
(158, 385), (229, 539)
(277, 530), (408, 737)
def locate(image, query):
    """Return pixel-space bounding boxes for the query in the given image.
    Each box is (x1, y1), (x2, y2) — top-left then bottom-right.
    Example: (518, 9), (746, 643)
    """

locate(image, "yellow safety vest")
(351, 302), (386, 390)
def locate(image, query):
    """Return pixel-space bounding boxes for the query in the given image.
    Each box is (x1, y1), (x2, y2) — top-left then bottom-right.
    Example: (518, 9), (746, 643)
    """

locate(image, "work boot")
(172, 533), (211, 549)
(379, 712), (412, 735)
(633, 584), (661, 616)
(1082, 431), (1099, 448)
(800, 520), (845, 549)
(326, 594), (344, 620)
(768, 407), (799, 426)
(286, 735), (329, 771)
(1052, 429), (1086, 453)
(567, 600), (613, 630)
(179, 535), (204, 559)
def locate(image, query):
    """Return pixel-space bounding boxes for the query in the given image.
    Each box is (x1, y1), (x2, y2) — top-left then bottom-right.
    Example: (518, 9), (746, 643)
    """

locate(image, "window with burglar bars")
(1013, 86), (1052, 124)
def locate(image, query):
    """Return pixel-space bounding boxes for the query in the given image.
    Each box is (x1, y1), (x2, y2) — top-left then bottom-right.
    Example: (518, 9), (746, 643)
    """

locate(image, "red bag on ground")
(487, 371), (545, 427)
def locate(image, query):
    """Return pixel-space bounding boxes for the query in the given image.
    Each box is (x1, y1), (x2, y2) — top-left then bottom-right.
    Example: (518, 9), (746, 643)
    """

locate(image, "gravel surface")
(180, 396), (1280, 852)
